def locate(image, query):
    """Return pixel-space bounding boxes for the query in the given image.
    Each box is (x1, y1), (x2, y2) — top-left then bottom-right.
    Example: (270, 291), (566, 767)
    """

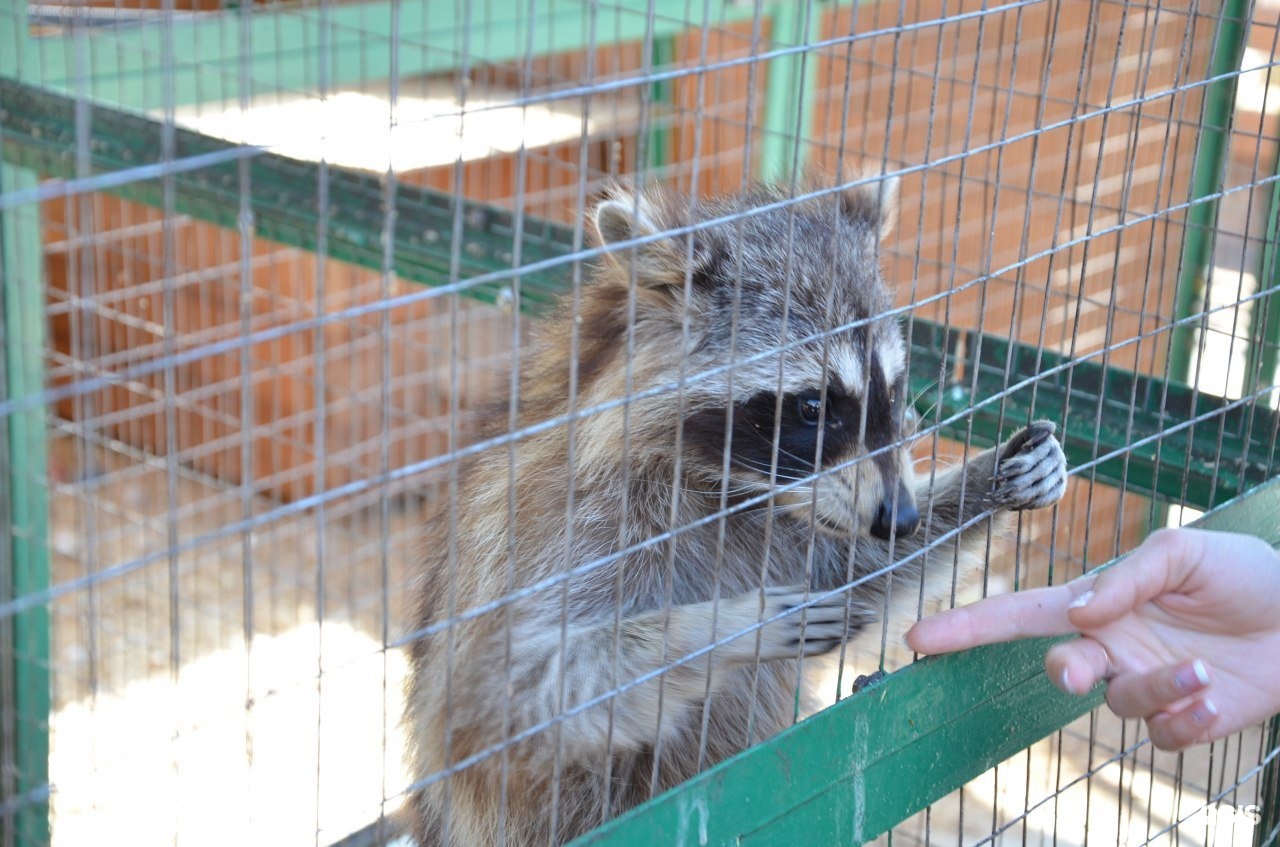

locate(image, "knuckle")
(1147, 715), (1193, 752)
(1104, 686), (1138, 718)
(1144, 526), (1184, 553)
(1147, 673), (1174, 705)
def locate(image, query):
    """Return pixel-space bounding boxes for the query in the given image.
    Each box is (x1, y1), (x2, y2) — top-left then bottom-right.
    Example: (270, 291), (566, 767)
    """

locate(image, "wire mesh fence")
(2, 0), (1279, 845)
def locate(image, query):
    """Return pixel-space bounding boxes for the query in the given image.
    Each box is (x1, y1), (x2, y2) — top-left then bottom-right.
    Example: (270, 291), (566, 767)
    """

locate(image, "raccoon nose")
(870, 494), (919, 540)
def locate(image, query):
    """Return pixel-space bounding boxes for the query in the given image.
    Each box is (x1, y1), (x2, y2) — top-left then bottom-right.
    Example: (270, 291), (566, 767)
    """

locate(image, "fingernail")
(1067, 590), (1094, 610)
(1060, 668), (1074, 694)
(1191, 699), (1219, 725)
(1173, 659), (1210, 692)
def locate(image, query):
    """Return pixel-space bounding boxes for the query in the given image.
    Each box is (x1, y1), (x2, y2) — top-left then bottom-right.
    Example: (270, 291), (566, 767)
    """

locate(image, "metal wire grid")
(1, 0), (1278, 845)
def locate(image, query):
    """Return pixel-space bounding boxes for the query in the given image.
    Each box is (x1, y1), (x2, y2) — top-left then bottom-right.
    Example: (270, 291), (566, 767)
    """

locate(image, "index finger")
(905, 578), (1095, 655)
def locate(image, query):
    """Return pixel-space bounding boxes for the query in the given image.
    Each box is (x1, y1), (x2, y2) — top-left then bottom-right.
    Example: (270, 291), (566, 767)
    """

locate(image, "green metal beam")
(907, 321), (1280, 511)
(592, 637), (1101, 845)
(18, 0), (772, 111)
(0, 75), (576, 311)
(1168, 0), (1250, 383)
(4, 76), (1275, 513)
(572, 475), (1280, 846)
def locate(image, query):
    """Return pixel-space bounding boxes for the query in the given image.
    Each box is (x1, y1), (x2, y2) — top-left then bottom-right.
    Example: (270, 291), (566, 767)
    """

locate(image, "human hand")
(905, 528), (1280, 751)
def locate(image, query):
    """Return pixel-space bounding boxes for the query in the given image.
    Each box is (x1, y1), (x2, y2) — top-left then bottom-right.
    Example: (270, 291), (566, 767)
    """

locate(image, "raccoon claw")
(851, 669), (887, 693)
(990, 421), (1068, 511)
(755, 587), (873, 660)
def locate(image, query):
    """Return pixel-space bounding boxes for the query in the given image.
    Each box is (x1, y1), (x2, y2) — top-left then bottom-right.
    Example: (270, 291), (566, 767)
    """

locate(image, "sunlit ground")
(51, 621), (409, 847)
(167, 82), (604, 173)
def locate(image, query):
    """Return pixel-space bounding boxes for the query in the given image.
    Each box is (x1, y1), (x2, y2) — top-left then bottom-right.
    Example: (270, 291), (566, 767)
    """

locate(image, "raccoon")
(404, 179), (1068, 845)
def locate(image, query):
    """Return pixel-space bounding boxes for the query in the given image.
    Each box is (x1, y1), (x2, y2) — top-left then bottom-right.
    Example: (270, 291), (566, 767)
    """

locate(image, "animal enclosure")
(2, 0), (1279, 845)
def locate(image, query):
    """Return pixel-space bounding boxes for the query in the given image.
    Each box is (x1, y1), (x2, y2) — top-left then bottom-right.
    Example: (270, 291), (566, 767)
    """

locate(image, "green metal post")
(1, 1), (53, 844)
(0, 165), (50, 847)
(1261, 136), (1280, 831)
(1259, 715), (1280, 846)
(1251, 105), (1280, 843)
(646, 36), (675, 174)
(1168, 0), (1250, 383)
(1245, 168), (1280, 395)
(759, 1), (822, 183)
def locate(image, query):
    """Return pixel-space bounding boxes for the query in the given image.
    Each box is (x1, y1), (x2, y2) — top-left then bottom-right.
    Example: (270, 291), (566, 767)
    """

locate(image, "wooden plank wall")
(811, 0), (1214, 376)
(43, 195), (497, 503)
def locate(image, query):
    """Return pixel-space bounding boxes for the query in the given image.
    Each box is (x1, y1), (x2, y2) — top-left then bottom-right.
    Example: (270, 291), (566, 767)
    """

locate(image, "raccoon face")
(590, 176), (919, 541)
(691, 313), (921, 545)
(721, 329), (921, 542)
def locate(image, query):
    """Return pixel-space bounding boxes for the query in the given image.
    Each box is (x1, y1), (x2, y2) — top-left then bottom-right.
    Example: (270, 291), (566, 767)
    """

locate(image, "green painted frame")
(6, 68), (1277, 847)
(0, 164), (50, 847)
(1, 5), (51, 844)
(3, 2), (1276, 845)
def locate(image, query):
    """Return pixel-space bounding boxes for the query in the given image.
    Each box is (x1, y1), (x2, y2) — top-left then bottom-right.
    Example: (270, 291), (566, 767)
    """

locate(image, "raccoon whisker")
(773, 497), (846, 531)
(704, 482), (767, 499)
(730, 457), (815, 485)
(731, 457), (864, 509)
(909, 378), (939, 403)
(742, 445), (829, 483)
(655, 480), (758, 498)
(908, 381), (940, 423)
(912, 402), (939, 427)
(773, 493), (820, 512)
(738, 430), (827, 476)
(913, 456), (961, 478)
(612, 469), (766, 500)
(726, 465), (818, 496)
(732, 465), (819, 498)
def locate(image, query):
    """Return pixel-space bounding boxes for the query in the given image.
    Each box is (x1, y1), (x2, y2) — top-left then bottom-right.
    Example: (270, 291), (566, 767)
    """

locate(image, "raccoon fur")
(404, 179), (1068, 845)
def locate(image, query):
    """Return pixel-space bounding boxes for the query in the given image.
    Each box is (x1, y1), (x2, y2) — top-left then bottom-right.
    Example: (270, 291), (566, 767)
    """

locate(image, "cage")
(1, 0), (1279, 845)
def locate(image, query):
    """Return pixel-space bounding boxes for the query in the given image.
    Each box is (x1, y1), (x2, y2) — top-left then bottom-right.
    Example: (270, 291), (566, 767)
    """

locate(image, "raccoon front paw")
(745, 587), (874, 661)
(990, 420), (1068, 511)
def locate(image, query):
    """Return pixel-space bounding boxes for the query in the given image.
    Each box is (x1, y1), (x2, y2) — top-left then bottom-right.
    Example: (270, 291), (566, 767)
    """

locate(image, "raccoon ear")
(593, 195), (661, 250)
(874, 174), (899, 239)
(841, 174), (899, 240)
(592, 192), (695, 293)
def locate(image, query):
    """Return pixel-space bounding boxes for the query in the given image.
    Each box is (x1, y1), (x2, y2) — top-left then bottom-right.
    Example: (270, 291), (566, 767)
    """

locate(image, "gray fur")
(404, 181), (1068, 845)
